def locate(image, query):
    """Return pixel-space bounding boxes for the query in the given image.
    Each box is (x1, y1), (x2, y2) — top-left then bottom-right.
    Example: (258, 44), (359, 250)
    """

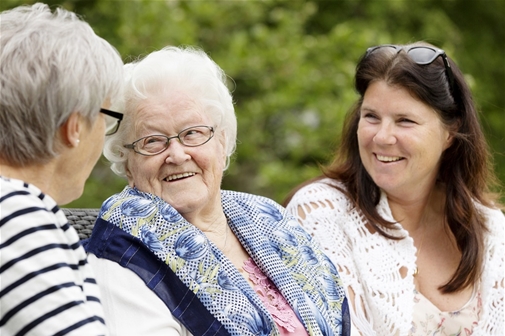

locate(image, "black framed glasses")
(100, 108), (123, 136)
(365, 44), (455, 93)
(124, 125), (215, 156)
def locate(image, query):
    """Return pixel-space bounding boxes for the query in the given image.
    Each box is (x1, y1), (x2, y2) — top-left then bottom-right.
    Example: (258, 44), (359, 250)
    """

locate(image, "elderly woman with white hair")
(85, 46), (350, 336)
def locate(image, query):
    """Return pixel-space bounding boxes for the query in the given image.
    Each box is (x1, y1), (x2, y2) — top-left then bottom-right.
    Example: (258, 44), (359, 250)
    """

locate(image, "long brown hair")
(319, 43), (500, 293)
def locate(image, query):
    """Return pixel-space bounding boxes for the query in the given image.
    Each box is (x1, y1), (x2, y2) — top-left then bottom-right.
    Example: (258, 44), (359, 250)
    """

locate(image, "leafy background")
(2, 0), (504, 207)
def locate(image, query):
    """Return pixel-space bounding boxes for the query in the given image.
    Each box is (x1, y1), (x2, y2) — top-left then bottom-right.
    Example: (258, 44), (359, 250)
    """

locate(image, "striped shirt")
(0, 177), (107, 336)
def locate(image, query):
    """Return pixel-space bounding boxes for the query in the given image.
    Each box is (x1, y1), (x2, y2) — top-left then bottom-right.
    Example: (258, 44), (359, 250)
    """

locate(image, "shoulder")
(284, 179), (358, 249)
(1, 175), (79, 251)
(286, 178), (351, 215)
(0, 178), (105, 335)
(478, 205), (504, 270)
(1, 176), (44, 205)
(0, 176), (66, 235)
(478, 203), (505, 238)
(477, 203), (504, 285)
(290, 178), (348, 201)
(222, 189), (280, 204)
(221, 190), (291, 226)
(222, 189), (285, 212)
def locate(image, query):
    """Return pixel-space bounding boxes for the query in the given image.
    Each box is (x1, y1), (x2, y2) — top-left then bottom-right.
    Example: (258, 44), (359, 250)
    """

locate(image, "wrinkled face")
(125, 92), (226, 219)
(357, 81), (453, 200)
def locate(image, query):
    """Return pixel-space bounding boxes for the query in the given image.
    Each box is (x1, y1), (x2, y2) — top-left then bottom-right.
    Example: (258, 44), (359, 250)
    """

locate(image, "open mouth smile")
(164, 172), (196, 182)
(376, 154), (404, 162)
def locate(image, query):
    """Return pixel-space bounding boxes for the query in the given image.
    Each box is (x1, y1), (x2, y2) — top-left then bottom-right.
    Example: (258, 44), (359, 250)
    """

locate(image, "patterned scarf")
(95, 186), (349, 335)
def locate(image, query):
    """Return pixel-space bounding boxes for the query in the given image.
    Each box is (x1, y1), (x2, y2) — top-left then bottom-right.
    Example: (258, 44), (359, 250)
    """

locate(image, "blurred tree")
(1, 0), (502, 206)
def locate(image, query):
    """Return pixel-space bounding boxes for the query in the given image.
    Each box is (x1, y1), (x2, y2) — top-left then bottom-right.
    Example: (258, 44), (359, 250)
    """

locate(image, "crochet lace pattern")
(286, 178), (504, 336)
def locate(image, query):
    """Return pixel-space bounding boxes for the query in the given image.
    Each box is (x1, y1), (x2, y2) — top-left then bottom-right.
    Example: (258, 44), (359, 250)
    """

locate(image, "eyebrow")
(360, 106), (375, 113)
(360, 106), (414, 118)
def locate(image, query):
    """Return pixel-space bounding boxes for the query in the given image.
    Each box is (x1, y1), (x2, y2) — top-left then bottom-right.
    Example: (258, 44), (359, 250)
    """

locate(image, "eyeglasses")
(100, 108), (123, 136)
(365, 44), (455, 93)
(124, 125), (215, 156)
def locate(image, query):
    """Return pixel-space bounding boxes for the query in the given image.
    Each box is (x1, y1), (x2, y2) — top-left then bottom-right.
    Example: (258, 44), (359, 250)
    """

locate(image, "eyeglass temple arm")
(100, 108), (123, 121)
(441, 56), (455, 91)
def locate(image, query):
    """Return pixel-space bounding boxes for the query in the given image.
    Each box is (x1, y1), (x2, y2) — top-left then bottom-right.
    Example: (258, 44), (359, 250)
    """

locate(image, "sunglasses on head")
(365, 44), (455, 94)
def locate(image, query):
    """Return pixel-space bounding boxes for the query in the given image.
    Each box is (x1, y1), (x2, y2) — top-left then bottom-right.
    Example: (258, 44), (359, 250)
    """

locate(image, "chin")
(58, 187), (84, 206)
(171, 201), (202, 215)
(58, 196), (77, 206)
(173, 197), (215, 216)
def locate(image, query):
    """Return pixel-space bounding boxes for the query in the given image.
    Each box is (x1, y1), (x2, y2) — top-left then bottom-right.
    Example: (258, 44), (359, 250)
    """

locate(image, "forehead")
(134, 92), (211, 130)
(363, 82), (435, 114)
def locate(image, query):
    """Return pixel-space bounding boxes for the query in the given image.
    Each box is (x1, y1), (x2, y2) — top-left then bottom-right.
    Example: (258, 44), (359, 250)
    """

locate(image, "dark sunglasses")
(365, 44), (455, 93)
(100, 108), (123, 136)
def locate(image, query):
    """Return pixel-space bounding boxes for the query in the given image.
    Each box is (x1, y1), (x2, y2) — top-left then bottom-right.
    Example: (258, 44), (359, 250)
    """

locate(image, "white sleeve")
(286, 180), (377, 336)
(87, 254), (191, 336)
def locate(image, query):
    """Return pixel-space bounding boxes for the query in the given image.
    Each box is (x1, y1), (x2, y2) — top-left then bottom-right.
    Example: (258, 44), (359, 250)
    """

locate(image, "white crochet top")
(286, 178), (504, 336)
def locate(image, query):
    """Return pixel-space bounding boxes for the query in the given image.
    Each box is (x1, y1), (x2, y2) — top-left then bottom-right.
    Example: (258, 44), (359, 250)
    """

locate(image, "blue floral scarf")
(90, 186), (349, 336)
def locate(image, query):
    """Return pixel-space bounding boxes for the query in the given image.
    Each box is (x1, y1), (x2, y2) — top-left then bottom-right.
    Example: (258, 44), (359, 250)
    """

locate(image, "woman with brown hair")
(285, 42), (504, 335)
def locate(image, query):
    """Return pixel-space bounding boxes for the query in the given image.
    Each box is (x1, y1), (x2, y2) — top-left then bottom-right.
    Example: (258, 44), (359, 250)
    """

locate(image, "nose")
(163, 140), (191, 165)
(373, 122), (397, 145)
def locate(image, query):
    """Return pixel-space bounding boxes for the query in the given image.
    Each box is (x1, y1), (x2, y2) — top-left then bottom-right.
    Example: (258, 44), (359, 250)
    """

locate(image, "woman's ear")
(125, 164), (135, 188)
(445, 132), (455, 150)
(219, 132), (228, 166)
(443, 120), (460, 151)
(60, 112), (82, 147)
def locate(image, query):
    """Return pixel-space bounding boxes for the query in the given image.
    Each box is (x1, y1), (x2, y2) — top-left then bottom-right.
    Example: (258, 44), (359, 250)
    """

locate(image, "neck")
(186, 208), (229, 250)
(387, 184), (446, 234)
(179, 191), (226, 231)
(200, 212), (228, 234)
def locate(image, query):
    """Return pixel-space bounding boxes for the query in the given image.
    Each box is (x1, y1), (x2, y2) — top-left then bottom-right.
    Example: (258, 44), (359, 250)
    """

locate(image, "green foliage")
(2, 0), (503, 206)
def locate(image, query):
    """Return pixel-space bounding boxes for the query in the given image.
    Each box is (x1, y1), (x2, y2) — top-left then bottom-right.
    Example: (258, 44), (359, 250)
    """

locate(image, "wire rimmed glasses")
(100, 108), (123, 136)
(124, 125), (215, 156)
(365, 44), (455, 93)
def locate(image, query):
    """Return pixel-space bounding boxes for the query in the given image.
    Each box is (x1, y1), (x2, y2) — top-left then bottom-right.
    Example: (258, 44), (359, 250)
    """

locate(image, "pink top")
(243, 258), (309, 335)
(410, 286), (482, 335)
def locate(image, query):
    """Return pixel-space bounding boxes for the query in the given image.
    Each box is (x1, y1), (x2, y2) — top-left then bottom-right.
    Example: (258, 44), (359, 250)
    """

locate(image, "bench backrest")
(62, 208), (99, 240)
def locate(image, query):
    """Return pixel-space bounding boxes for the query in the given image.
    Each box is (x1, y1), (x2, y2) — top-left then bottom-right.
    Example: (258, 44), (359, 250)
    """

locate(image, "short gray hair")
(0, 3), (123, 166)
(104, 46), (237, 178)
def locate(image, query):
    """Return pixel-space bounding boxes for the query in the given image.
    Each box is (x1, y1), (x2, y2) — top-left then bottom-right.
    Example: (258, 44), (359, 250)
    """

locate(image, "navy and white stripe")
(0, 177), (106, 336)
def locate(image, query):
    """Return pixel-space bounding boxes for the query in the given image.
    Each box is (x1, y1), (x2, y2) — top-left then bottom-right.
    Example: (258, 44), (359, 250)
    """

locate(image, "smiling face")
(125, 92), (226, 220)
(357, 81), (453, 201)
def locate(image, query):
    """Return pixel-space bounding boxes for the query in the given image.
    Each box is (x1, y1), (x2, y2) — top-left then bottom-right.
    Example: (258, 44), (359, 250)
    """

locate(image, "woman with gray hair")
(85, 46), (350, 336)
(0, 3), (123, 335)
